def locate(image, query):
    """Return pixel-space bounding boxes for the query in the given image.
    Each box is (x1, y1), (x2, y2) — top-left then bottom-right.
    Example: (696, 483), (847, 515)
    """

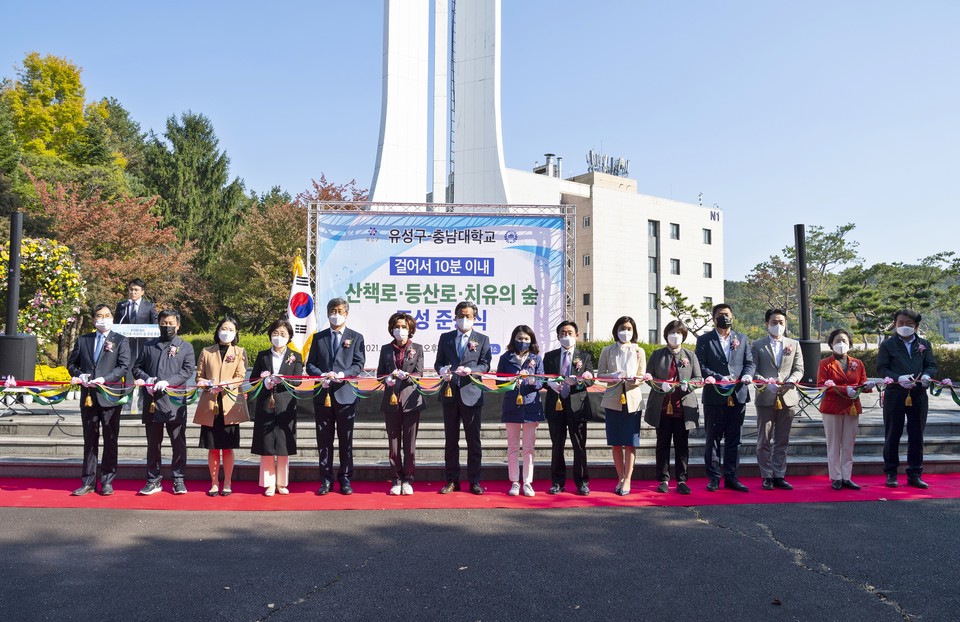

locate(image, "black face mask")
(159, 325), (177, 341)
(715, 316), (733, 329)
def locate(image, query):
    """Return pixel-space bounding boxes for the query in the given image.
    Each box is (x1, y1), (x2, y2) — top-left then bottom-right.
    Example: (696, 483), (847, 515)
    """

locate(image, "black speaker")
(0, 334), (37, 381)
(798, 339), (822, 385)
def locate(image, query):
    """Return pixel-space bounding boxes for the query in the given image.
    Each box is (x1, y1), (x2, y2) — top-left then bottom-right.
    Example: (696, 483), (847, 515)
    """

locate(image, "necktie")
(94, 334), (105, 363)
(560, 350), (571, 398)
(331, 331), (341, 356)
(133, 302), (139, 320)
(457, 333), (467, 358)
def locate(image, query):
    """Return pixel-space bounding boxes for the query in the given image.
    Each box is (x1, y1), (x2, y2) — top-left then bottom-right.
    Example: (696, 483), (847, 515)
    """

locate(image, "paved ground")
(2, 499), (959, 621)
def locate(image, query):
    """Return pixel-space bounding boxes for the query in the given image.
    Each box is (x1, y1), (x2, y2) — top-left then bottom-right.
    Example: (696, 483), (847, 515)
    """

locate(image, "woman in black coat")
(250, 319), (303, 496)
(377, 312), (425, 496)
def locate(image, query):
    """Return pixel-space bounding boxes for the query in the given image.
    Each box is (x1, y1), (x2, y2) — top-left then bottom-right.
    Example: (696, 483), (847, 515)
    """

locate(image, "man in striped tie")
(67, 304), (131, 496)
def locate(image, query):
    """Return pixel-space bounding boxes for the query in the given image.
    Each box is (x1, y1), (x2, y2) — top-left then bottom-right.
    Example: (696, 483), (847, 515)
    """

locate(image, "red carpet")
(2, 474), (959, 511)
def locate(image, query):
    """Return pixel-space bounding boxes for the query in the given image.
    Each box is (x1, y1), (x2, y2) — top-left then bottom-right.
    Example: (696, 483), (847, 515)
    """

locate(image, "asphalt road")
(2, 500), (958, 621)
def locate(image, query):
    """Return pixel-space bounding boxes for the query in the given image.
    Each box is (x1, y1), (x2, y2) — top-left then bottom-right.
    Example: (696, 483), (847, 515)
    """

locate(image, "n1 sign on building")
(316, 213), (566, 369)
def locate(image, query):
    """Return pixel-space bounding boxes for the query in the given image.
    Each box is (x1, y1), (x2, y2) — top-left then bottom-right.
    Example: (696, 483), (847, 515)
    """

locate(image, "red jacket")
(817, 356), (868, 416)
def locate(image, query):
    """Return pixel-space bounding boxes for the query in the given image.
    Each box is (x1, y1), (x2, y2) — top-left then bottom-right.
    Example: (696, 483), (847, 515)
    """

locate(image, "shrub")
(847, 346), (960, 380)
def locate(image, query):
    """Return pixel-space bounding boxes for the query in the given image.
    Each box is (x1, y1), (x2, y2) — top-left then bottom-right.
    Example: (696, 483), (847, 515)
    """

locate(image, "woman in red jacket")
(818, 329), (872, 490)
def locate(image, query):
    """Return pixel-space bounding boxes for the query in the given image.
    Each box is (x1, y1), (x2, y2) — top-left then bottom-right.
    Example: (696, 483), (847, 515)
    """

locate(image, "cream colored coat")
(598, 342), (646, 413)
(192, 344), (249, 427)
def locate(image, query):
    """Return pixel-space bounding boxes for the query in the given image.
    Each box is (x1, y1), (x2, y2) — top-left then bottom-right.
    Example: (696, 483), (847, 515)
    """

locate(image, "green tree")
(0, 100), (22, 217)
(141, 111), (247, 273)
(657, 285), (713, 335)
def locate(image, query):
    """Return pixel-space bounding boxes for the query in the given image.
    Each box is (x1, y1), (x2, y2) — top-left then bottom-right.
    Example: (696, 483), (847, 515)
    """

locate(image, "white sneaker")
(401, 482), (414, 495)
(508, 482), (521, 496)
(277, 487), (289, 495)
(389, 484), (402, 496)
(522, 483), (535, 497)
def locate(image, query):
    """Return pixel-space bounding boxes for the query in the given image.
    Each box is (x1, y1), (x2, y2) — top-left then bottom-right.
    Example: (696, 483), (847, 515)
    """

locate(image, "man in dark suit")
(306, 297), (366, 495)
(66, 304), (131, 496)
(114, 278), (160, 364)
(695, 303), (755, 492)
(877, 309), (938, 489)
(434, 301), (492, 495)
(543, 320), (594, 496)
(132, 309), (197, 495)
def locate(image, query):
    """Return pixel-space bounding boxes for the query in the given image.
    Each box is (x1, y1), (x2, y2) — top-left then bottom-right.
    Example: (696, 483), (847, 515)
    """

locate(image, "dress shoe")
(439, 482), (459, 494)
(220, 488), (232, 497)
(656, 481), (668, 494)
(316, 482), (332, 495)
(773, 478), (793, 490)
(761, 478), (774, 491)
(469, 483), (484, 495)
(724, 478), (749, 492)
(277, 486), (289, 495)
(99, 483), (114, 496)
(907, 476), (929, 490)
(207, 485), (219, 497)
(139, 481), (162, 495)
(706, 479), (720, 492)
(576, 485), (590, 496)
(547, 484), (564, 495)
(677, 482), (691, 495)
(885, 474), (898, 488)
(340, 483), (354, 495)
(614, 482), (623, 495)
(72, 484), (95, 497)
(831, 480), (843, 490)
(172, 481), (188, 495)
(842, 480), (860, 491)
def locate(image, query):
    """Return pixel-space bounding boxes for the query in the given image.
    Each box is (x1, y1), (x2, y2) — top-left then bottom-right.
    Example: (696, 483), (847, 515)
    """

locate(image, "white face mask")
(667, 333), (682, 347)
(559, 336), (576, 349)
(329, 314), (346, 328)
(271, 336), (288, 348)
(833, 342), (850, 355)
(94, 318), (113, 332)
(768, 324), (785, 337)
(896, 326), (915, 338)
(218, 330), (236, 344)
(456, 317), (474, 331)
(392, 328), (409, 341)
(617, 330), (633, 343)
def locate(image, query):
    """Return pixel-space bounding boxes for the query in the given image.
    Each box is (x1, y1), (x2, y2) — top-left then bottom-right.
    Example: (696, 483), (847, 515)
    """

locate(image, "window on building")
(703, 296), (713, 306)
(649, 293), (658, 309)
(703, 228), (712, 245)
(703, 262), (713, 278)
(649, 329), (659, 344)
(583, 293), (591, 306)
(583, 215), (591, 228)
(583, 254), (591, 267)
(670, 258), (680, 275)
(648, 220), (659, 237)
(670, 223), (680, 240)
(648, 256), (658, 273)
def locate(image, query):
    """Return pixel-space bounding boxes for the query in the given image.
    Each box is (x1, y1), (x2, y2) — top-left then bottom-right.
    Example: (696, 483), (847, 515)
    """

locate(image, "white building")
(368, 0), (725, 344)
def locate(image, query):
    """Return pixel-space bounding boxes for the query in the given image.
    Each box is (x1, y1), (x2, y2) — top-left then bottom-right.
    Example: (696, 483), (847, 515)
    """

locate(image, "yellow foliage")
(35, 365), (72, 383)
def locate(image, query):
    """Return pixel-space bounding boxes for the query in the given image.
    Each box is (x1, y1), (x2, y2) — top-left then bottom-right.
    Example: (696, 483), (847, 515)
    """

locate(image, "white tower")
(369, 0), (510, 205)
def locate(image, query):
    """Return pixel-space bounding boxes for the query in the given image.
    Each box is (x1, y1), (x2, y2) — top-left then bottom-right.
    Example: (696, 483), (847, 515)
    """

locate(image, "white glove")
(321, 379), (331, 389)
(210, 384), (224, 394)
(79, 373), (91, 386)
(679, 381), (690, 392)
(334, 371), (345, 382)
(395, 370), (408, 380)
(526, 376), (537, 385)
(613, 371), (625, 380)
(898, 374), (914, 389)
(324, 371), (338, 380)
(921, 374), (931, 388)
(740, 375), (753, 384)
(263, 377), (275, 390)
(134, 378), (146, 387)
(385, 376), (396, 387)
(846, 387), (857, 398)
(547, 380), (561, 393)
(455, 366), (471, 376)
(564, 375), (578, 386)
(91, 377), (105, 385)
(581, 370), (594, 381)
(661, 382), (672, 392)
(153, 380), (169, 393)
(196, 378), (210, 388)
(443, 372), (453, 382)
(864, 380), (876, 390)
(438, 365), (451, 376)
(71, 377), (82, 385)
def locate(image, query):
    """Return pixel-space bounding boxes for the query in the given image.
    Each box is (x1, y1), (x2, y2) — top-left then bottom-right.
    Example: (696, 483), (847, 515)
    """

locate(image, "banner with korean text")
(316, 213), (566, 369)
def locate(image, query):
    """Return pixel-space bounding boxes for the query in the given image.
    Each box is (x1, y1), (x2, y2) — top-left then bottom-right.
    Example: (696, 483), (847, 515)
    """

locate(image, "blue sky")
(2, 1), (957, 280)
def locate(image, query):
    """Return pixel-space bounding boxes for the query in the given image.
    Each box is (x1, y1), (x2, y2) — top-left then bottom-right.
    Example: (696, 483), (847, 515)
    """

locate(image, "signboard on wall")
(315, 213), (566, 369)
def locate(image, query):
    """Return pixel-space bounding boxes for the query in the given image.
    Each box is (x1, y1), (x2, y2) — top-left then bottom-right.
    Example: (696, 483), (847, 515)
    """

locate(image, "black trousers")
(883, 388), (927, 476)
(385, 409), (421, 484)
(442, 399), (483, 485)
(145, 418), (187, 483)
(547, 413), (589, 488)
(315, 399), (356, 486)
(655, 416), (689, 483)
(703, 403), (745, 481)
(81, 404), (122, 486)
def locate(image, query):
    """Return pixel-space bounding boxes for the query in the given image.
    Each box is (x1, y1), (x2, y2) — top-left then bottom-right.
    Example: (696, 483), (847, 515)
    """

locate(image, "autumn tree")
(657, 285), (713, 336)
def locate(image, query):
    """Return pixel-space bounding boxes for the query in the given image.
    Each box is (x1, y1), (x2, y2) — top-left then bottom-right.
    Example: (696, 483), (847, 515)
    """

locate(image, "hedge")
(846, 347), (960, 380)
(180, 333), (272, 362)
